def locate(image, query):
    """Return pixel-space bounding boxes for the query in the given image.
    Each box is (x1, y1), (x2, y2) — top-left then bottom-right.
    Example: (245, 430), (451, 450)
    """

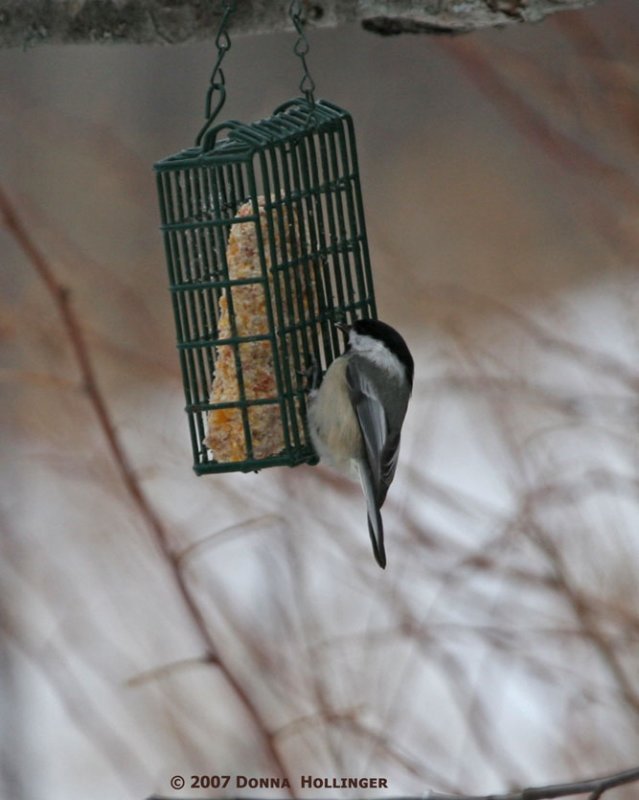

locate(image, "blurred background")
(2, 1), (639, 798)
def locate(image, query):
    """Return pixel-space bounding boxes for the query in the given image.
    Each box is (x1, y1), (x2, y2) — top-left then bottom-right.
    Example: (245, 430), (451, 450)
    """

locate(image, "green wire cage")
(155, 99), (377, 474)
(154, 1), (377, 475)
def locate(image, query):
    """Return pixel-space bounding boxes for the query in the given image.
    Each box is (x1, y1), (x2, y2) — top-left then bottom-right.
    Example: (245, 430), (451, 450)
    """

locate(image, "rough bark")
(0, 0), (601, 48)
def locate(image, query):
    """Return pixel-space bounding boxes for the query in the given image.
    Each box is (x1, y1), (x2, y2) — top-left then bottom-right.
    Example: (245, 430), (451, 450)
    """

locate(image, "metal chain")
(289, 0), (316, 106)
(196, 0), (315, 144)
(196, 0), (238, 145)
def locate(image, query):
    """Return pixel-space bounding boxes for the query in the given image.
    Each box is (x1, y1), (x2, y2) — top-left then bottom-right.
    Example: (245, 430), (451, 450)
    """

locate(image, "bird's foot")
(298, 358), (322, 394)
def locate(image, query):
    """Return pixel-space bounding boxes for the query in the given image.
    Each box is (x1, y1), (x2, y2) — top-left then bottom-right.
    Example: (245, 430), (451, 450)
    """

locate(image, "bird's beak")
(334, 322), (350, 335)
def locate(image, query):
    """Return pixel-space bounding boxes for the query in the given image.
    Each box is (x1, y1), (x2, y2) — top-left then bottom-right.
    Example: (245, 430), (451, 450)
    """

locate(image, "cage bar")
(155, 98), (377, 475)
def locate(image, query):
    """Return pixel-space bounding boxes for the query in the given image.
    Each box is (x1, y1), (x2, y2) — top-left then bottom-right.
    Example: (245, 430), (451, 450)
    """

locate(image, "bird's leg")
(298, 357), (322, 395)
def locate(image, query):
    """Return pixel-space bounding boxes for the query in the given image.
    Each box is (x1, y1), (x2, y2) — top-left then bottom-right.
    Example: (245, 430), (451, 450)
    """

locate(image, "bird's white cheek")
(349, 332), (407, 382)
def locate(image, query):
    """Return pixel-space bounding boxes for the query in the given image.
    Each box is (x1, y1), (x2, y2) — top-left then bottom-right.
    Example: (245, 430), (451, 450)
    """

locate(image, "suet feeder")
(154, 3), (377, 475)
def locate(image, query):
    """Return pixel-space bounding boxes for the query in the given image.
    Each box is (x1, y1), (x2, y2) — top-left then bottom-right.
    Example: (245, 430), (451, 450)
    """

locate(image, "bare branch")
(0, 0), (602, 49)
(0, 185), (295, 791)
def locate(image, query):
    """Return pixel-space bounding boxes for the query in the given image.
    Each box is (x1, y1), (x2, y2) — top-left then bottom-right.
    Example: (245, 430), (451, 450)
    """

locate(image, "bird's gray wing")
(378, 430), (401, 507)
(346, 361), (397, 568)
(360, 458), (386, 569)
(346, 361), (401, 504)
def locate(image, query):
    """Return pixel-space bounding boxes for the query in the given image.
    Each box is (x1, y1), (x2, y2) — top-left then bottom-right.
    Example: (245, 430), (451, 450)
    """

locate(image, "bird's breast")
(308, 357), (362, 474)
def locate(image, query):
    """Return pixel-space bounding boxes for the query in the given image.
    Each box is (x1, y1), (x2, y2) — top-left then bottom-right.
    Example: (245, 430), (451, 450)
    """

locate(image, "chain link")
(289, 0), (316, 105)
(197, 0), (316, 145)
(196, 0), (238, 146)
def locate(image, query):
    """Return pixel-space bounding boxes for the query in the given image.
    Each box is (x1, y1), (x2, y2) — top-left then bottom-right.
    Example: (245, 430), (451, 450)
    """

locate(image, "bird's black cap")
(351, 318), (414, 389)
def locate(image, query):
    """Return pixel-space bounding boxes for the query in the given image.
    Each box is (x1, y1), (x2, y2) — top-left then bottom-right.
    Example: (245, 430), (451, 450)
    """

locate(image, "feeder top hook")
(196, 0), (238, 146)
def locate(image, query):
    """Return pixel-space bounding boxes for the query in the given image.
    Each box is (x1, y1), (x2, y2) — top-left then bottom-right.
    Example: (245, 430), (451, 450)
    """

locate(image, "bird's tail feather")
(367, 513), (386, 569)
(357, 459), (386, 569)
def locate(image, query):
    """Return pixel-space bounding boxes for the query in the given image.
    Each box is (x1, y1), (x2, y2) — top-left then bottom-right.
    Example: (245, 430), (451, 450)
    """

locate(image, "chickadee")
(308, 319), (414, 569)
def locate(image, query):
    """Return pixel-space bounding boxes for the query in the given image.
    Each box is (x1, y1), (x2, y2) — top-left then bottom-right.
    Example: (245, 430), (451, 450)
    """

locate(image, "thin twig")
(437, 36), (639, 267)
(126, 656), (213, 688)
(439, 38), (639, 209)
(0, 575), (153, 791)
(431, 284), (639, 391)
(526, 519), (639, 719)
(425, 764), (639, 799)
